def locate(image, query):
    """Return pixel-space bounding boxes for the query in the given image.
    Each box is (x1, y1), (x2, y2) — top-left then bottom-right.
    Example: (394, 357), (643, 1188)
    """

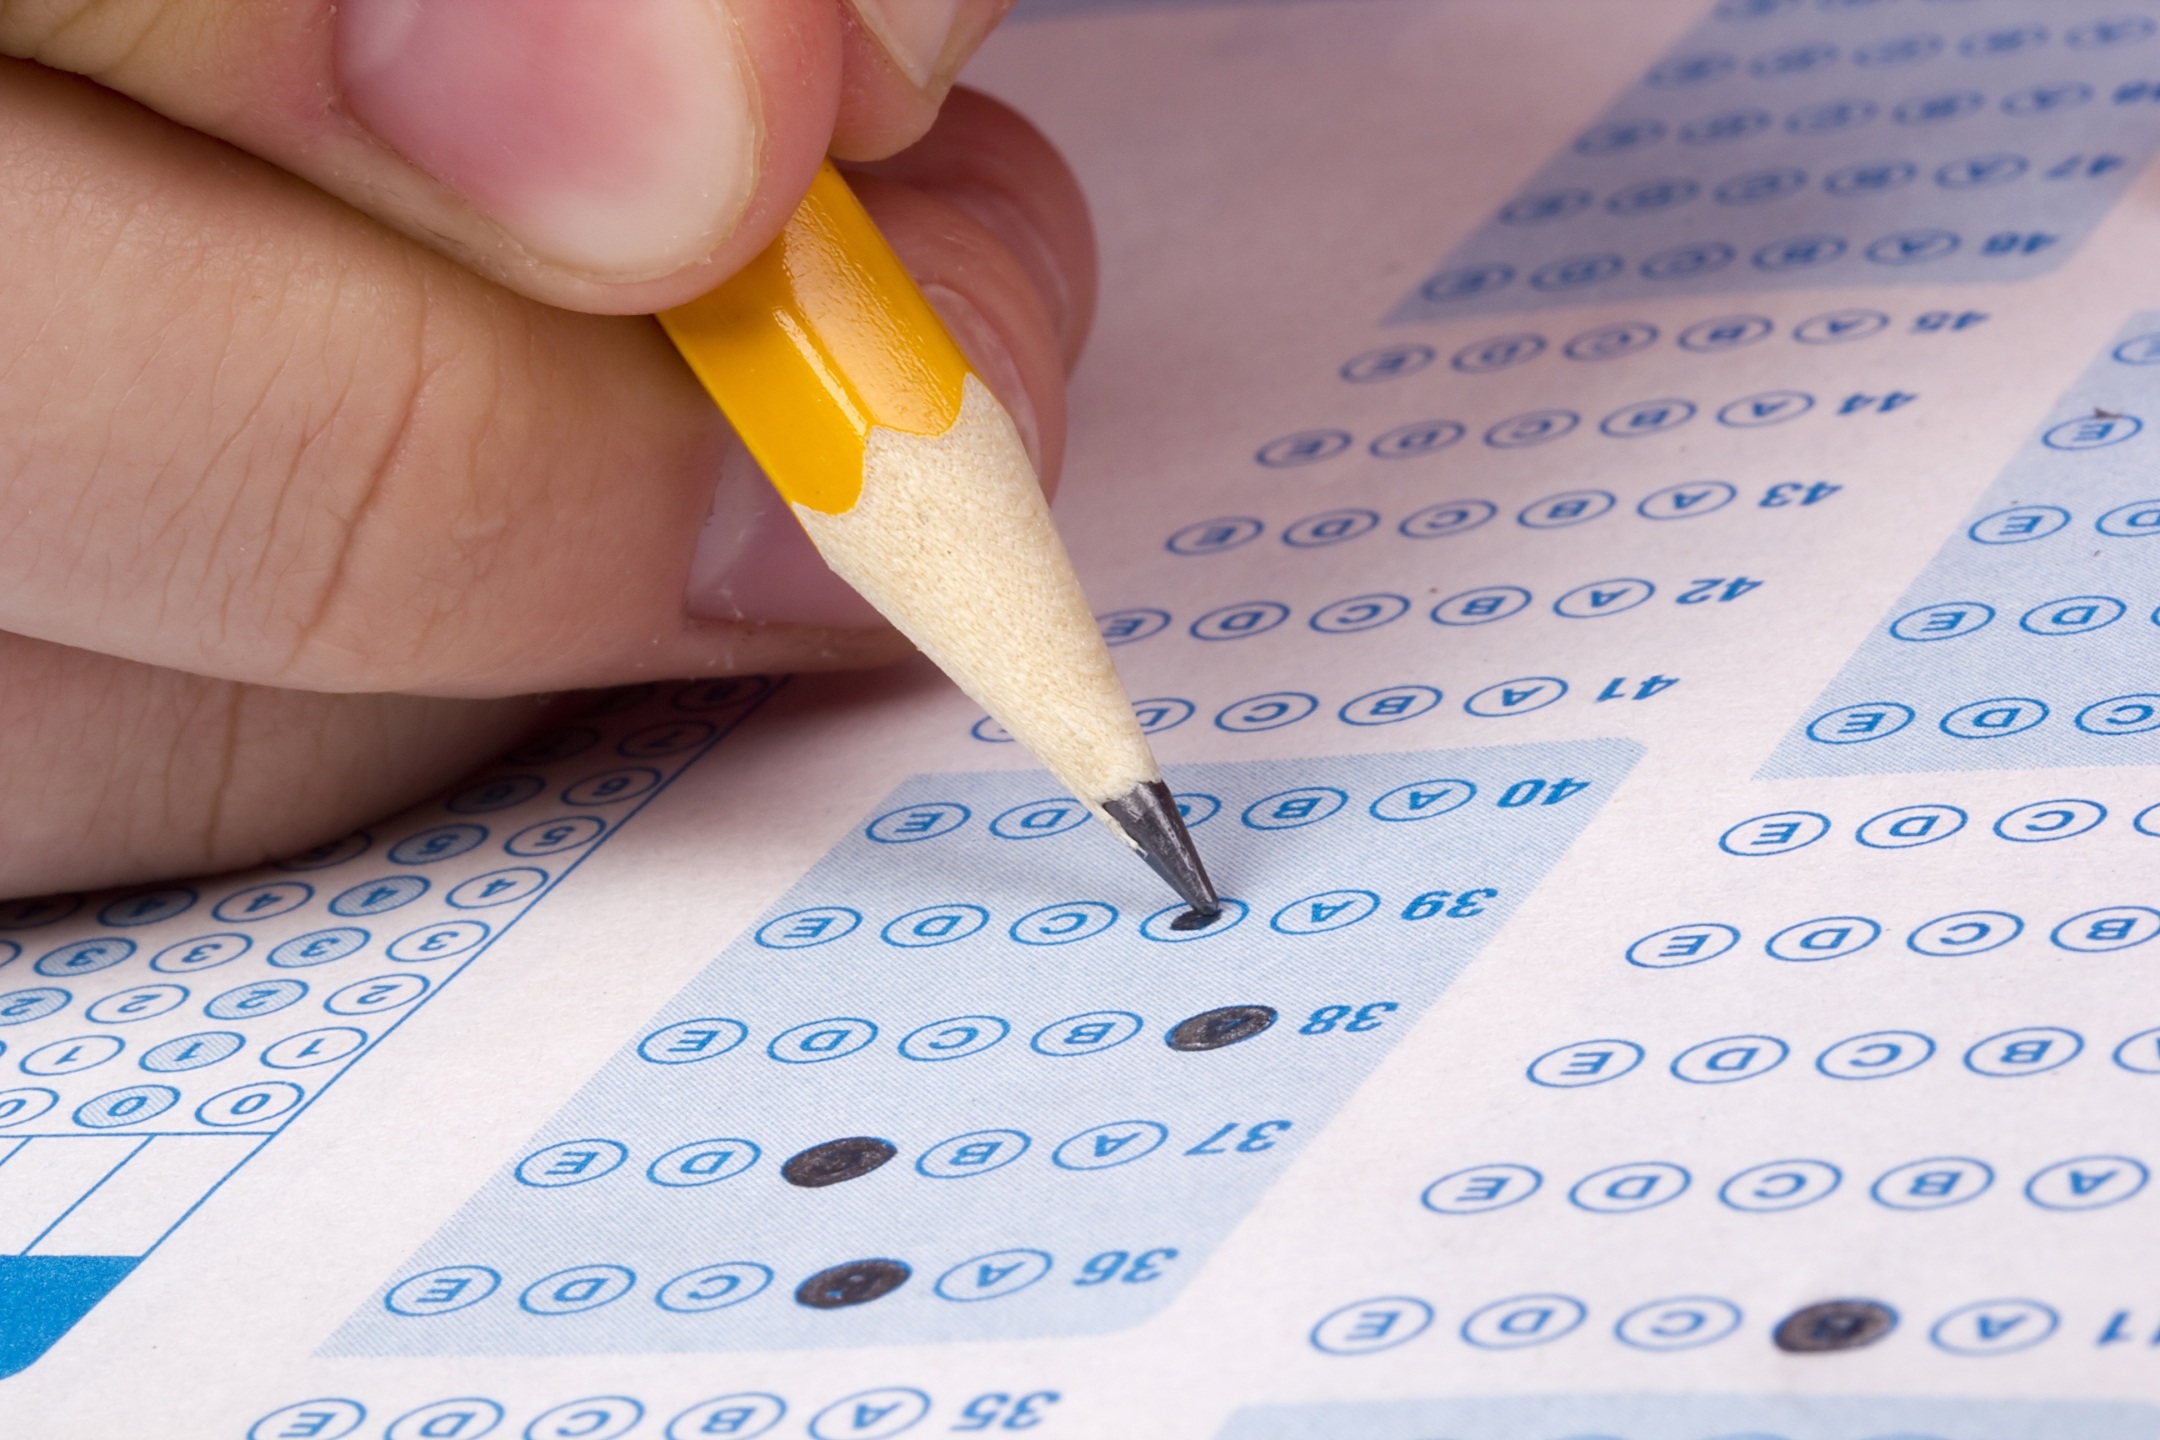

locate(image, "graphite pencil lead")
(1101, 779), (1222, 923)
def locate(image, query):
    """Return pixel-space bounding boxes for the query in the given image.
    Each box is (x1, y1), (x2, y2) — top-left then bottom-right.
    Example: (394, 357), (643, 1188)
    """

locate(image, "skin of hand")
(0, 1), (1100, 898)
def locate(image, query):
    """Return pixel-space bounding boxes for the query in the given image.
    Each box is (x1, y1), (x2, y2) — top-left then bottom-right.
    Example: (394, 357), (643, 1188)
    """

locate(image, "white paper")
(9, 1), (2160, 1435)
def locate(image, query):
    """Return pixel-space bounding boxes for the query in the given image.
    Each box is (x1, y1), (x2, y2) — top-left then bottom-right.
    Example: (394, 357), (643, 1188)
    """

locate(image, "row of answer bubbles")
(1414, 225), (2050, 309)
(282, 742), (708, 862)
(384, 1241), (1164, 1327)
(864, 776), (1582, 847)
(0, 871), (543, 953)
(1162, 480), (1829, 560)
(0, 1018), (369, 1075)
(1313, 1289), (2062, 1359)
(1719, 796), (2160, 855)
(1102, 576), (1752, 648)
(2, 858), (564, 937)
(1342, 307), (1970, 382)
(0, 689), (769, 931)
(635, 1002), (1398, 1068)
(0, 973), (427, 1055)
(1500, 151), (2118, 229)
(1965, 496), (2160, 545)
(249, 1385), (984, 1440)
(506, 1114), (1290, 1194)
(0, 1075), (309, 1131)
(1252, 385), (1848, 465)
(1706, 7), (2149, 49)
(635, 1009), (1243, 1066)
(971, 678), (1587, 739)
(1803, 691), (2160, 745)
(638, 1000), (1397, 1072)
(1577, 103), (2133, 162)
(1424, 1150), (2150, 1216)
(1528, 1021), (2160, 1087)
(283, 816), (607, 870)
(1629, 903), (2160, 966)
(1578, 88), (2126, 156)
(1650, 31), (2147, 90)
(0, 974), (425, 1032)
(0, 918), (491, 982)
(1890, 594), (2160, 642)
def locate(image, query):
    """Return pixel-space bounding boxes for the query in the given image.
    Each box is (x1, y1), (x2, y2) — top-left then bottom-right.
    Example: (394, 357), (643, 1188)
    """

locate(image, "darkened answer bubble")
(1169, 908), (1223, 932)
(781, 1136), (897, 1188)
(1773, 1298), (1897, 1352)
(795, 1258), (912, 1310)
(1167, 1005), (1278, 1052)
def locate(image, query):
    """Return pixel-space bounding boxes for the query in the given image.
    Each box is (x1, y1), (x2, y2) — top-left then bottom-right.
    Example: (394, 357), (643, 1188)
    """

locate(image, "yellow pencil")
(659, 162), (1220, 920)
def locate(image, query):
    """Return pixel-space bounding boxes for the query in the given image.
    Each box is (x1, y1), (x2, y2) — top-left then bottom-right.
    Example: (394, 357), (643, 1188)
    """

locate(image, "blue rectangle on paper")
(0, 1255), (139, 1379)
(327, 742), (1636, 1356)
(1216, 1394), (2160, 1440)
(1392, 0), (2160, 321)
(1763, 311), (2160, 778)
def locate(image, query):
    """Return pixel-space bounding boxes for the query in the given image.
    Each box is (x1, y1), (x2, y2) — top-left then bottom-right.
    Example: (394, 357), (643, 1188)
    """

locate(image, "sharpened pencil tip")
(1102, 779), (1222, 917)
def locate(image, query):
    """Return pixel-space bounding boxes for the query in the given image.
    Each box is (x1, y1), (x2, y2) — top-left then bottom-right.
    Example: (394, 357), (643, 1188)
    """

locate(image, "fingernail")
(686, 437), (889, 627)
(844, 0), (978, 88)
(336, 0), (760, 280)
(921, 281), (1041, 468)
(949, 189), (1080, 356)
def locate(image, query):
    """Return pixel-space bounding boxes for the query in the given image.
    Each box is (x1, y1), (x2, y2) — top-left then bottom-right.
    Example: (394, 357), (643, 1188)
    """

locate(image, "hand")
(0, 1), (1097, 897)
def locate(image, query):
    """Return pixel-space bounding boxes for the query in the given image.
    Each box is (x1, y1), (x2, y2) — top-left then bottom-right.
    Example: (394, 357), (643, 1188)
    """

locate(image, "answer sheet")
(9, 0), (2160, 1434)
